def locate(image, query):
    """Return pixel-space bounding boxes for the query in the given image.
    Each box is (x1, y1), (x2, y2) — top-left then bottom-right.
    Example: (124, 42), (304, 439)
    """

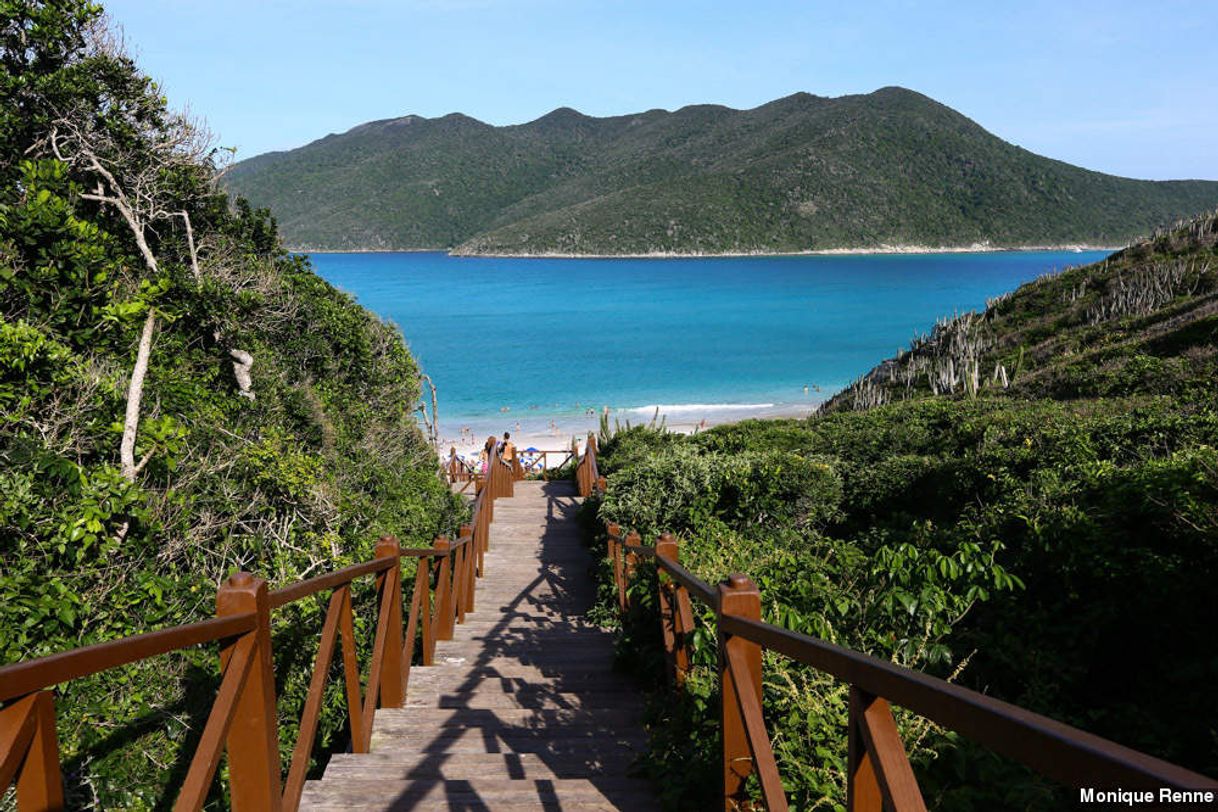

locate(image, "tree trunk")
(120, 310), (157, 480)
(179, 210), (200, 281)
(230, 348), (255, 399)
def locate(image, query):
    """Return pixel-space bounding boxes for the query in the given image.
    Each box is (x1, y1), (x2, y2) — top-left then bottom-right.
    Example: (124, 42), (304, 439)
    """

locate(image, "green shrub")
(590, 392), (1218, 807)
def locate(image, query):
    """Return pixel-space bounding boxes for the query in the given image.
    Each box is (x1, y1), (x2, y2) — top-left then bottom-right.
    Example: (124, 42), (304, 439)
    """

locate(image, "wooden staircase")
(299, 480), (659, 810)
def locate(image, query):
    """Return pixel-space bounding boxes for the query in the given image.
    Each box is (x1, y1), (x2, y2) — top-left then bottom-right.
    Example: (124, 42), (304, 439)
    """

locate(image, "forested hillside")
(225, 89), (1218, 255)
(587, 212), (1218, 809)
(0, 3), (460, 806)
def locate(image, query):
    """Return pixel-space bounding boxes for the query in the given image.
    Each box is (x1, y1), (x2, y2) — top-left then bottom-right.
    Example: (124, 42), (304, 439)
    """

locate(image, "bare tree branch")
(120, 310), (156, 480)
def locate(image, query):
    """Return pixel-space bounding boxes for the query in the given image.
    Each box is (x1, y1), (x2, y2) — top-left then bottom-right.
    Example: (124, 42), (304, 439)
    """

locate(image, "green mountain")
(223, 88), (1218, 254)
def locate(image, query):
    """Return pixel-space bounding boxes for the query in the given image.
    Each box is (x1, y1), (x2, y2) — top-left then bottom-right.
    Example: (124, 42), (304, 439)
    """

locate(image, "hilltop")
(823, 209), (1218, 410)
(224, 88), (1218, 254)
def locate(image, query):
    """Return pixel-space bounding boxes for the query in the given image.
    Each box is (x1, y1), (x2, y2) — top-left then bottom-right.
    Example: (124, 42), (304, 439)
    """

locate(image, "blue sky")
(104, 1), (1216, 180)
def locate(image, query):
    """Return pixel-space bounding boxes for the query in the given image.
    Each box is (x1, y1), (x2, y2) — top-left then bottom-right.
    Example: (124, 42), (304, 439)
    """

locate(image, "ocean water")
(307, 250), (1109, 444)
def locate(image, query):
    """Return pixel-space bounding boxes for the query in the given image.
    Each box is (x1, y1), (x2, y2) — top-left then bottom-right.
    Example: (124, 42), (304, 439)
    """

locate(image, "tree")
(49, 105), (212, 478)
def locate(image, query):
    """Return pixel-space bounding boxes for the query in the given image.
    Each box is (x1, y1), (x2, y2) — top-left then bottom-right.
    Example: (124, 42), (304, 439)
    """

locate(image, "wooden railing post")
(605, 522), (620, 550)
(452, 541), (466, 626)
(656, 533), (679, 685)
(848, 687), (883, 812)
(216, 572), (282, 811)
(503, 452), (514, 497)
(475, 505), (489, 576)
(374, 537), (405, 708)
(576, 437), (586, 496)
(1, 691), (65, 810)
(419, 556), (435, 665)
(605, 521), (620, 563)
(433, 536), (456, 641)
(624, 530), (641, 581)
(492, 455), (502, 498)
(596, 475), (607, 494)
(718, 574), (762, 811)
(655, 533), (692, 689)
(848, 687), (927, 811)
(605, 523), (627, 614)
(578, 434), (599, 497)
(460, 524), (476, 613)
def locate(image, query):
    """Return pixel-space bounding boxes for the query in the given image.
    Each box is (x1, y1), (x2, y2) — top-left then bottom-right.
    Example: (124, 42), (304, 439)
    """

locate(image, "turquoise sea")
(307, 250), (1109, 447)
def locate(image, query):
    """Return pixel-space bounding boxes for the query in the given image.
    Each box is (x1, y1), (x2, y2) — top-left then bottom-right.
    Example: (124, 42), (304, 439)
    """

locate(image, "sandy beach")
(437, 401), (818, 464)
(303, 244), (1120, 259)
(449, 243), (1119, 259)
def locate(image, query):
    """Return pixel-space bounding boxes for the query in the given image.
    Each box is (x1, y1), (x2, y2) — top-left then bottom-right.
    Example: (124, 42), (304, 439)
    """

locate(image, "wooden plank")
(301, 481), (656, 811)
(852, 689), (927, 812)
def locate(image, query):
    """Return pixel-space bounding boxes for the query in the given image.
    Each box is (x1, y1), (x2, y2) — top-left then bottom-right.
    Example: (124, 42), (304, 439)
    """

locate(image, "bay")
(307, 250), (1109, 446)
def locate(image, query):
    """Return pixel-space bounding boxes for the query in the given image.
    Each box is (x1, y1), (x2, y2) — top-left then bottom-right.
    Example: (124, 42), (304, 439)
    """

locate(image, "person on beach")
(479, 435), (495, 475)
(499, 432), (516, 464)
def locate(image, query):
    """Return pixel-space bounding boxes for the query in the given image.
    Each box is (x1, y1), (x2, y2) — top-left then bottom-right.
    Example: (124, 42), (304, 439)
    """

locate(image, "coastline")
(449, 243), (1121, 259)
(297, 243), (1121, 258)
(437, 401), (818, 461)
(294, 246), (445, 255)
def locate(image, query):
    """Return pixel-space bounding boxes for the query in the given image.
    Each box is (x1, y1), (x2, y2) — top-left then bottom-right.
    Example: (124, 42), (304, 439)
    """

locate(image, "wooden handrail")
(593, 496), (1218, 808)
(446, 437), (560, 490)
(722, 612), (1215, 790)
(604, 530), (1213, 803)
(268, 556), (397, 609)
(0, 614), (258, 702)
(0, 442), (510, 810)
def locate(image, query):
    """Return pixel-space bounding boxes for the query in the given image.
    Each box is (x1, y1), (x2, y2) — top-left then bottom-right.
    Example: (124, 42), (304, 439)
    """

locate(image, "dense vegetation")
(587, 212), (1218, 809)
(224, 89), (1218, 255)
(1, 2), (461, 807)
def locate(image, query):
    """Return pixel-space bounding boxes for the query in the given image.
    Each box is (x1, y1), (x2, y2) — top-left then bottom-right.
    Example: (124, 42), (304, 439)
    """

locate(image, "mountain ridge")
(224, 88), (1218, 254)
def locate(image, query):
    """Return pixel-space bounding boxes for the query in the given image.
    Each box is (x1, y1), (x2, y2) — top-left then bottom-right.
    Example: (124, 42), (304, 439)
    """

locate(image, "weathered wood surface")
(300, 480), (658, 810)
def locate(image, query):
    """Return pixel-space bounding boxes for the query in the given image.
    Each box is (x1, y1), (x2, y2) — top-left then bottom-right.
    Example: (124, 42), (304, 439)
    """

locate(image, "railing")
(575, 434), (604, 497)
(579, 434), (1218, 810)
(516, 449), (575, 479)
(0, 445), (517, 811)
(444, 448), (477, 482)
(446, 443), (576, 490)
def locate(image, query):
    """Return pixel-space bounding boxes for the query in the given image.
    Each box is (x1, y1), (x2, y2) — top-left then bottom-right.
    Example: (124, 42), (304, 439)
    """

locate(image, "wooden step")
(366, 728), (648, 751)
(300, 777), (659, 810)
(405, 691), (635, 710)
(321, 751), (641, 779)
(373, 707), (642, 726)
(302, 482), (656, 810)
